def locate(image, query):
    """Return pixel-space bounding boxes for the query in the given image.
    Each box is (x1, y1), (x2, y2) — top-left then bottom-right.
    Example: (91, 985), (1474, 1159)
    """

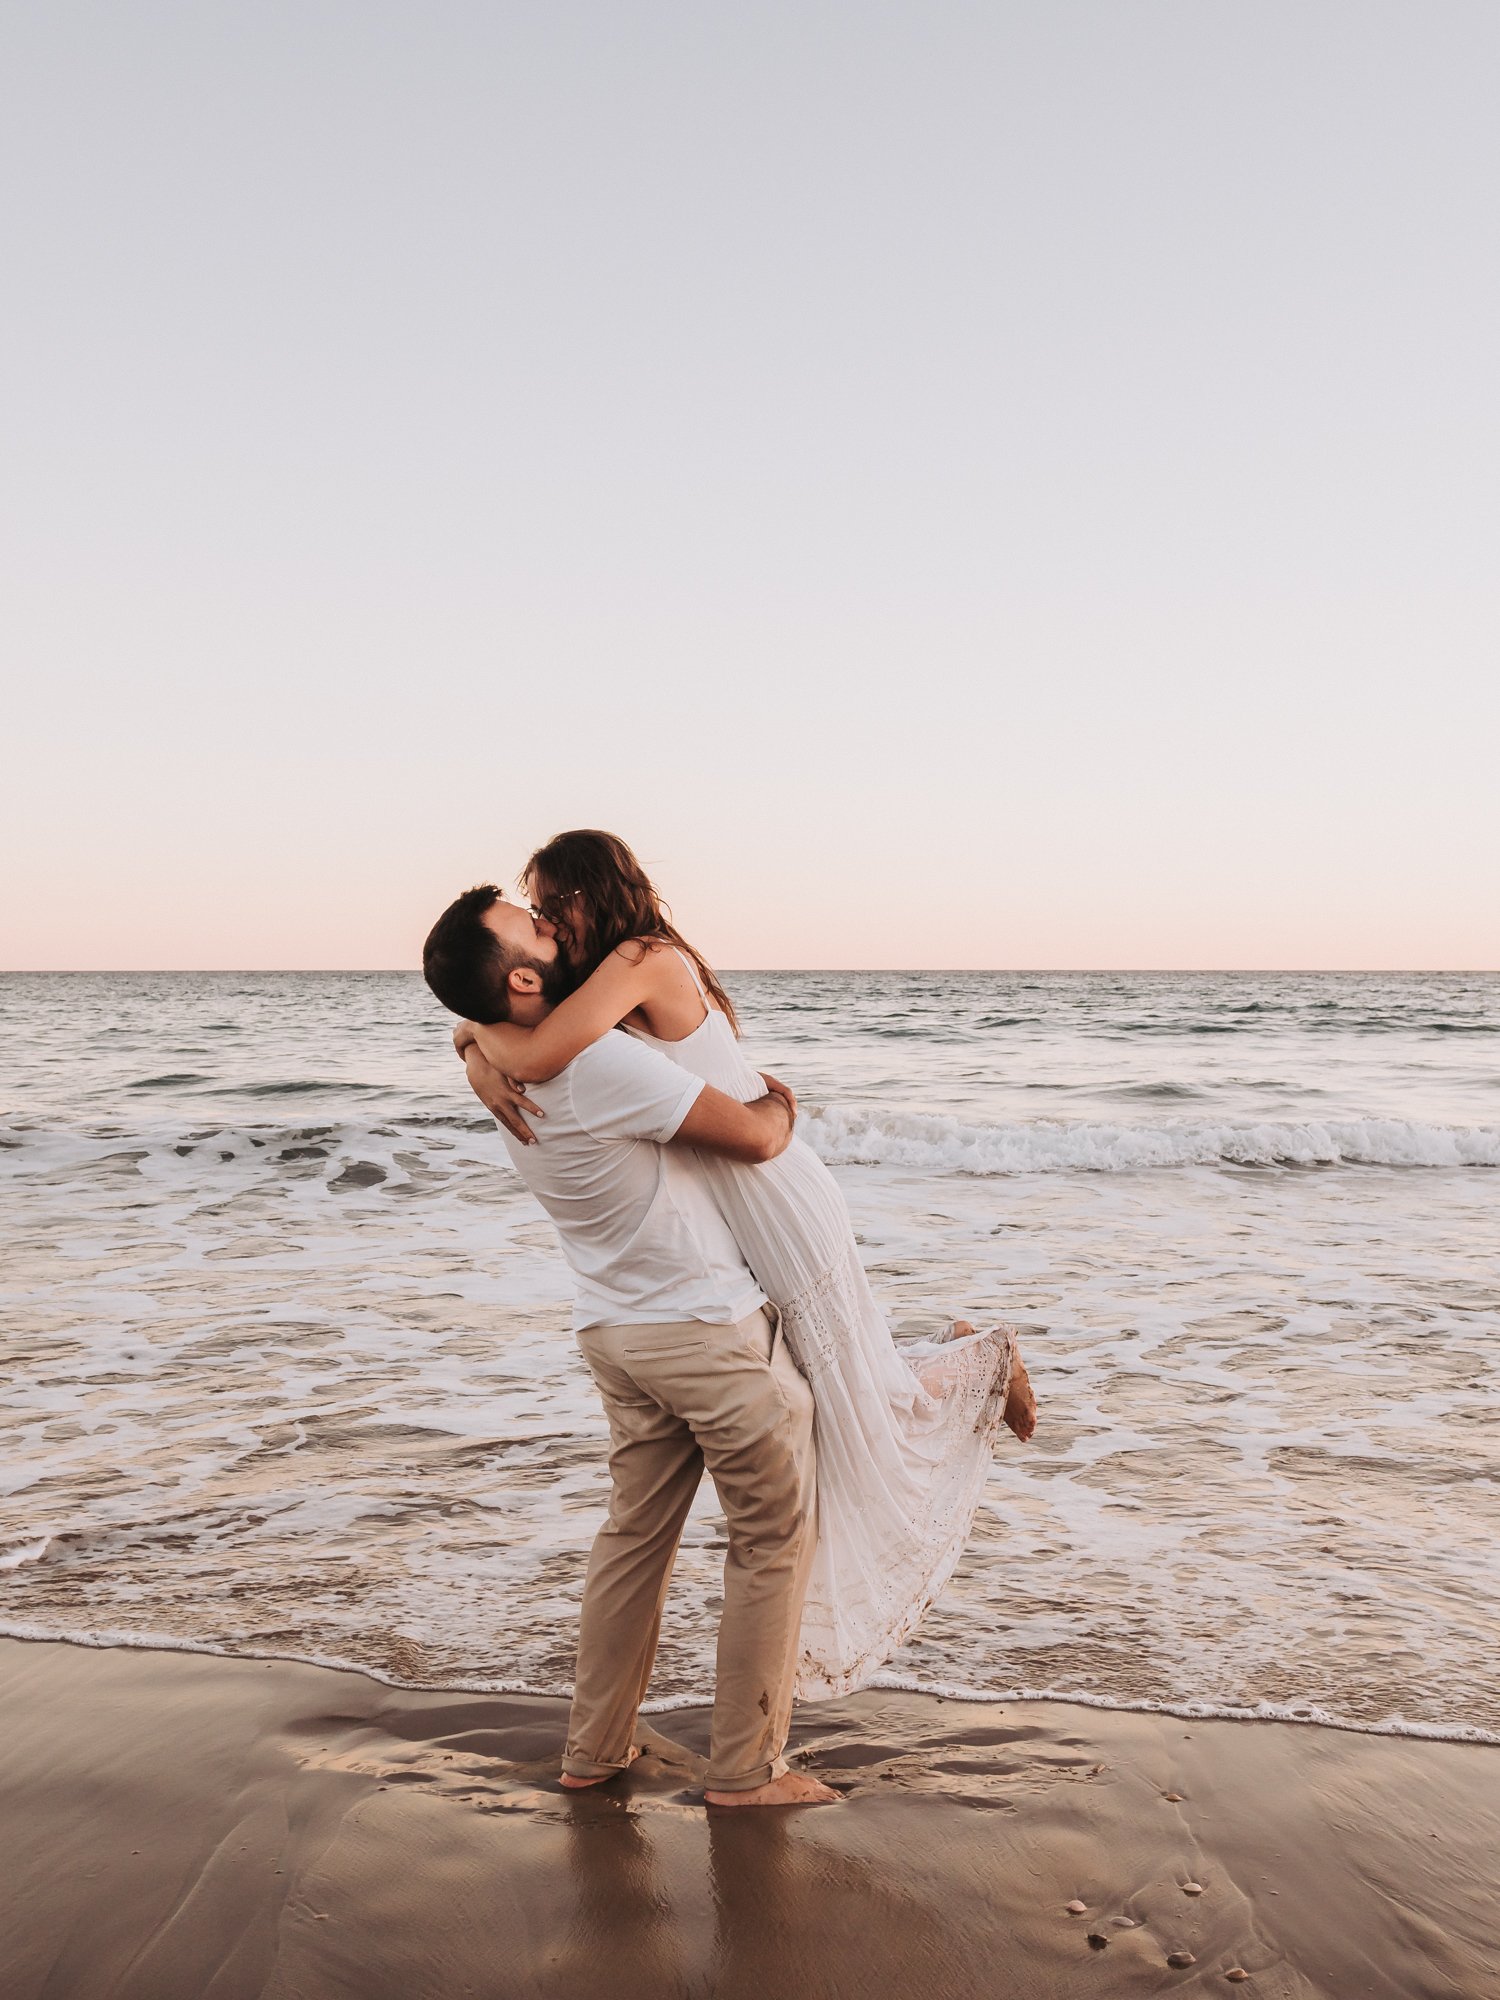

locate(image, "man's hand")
(674, 1078), (795, 1164)
(759, 1072), (797, 1120)
(463, 1045), (544, 1146)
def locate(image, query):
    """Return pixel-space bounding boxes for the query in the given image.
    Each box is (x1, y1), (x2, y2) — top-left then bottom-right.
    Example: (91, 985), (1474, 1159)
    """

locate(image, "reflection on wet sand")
(9, 1638), (1497, 2000)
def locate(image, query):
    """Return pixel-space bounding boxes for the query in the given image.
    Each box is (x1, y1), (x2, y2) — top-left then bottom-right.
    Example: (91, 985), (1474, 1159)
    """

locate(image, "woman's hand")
(453, 1021), (478, 1057)
(463, 1048), (545, 1145)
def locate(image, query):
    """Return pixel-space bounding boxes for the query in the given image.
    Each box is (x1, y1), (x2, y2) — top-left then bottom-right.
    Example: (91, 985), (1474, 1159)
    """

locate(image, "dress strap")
(670, 946), (709, 1003)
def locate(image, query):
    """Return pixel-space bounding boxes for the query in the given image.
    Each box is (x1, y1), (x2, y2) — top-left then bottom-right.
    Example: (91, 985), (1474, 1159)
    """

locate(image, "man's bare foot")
(560, 1745), (641, 1790)
(1003, 1347), (1037, 1442)
(704, 1770), (840, 1808)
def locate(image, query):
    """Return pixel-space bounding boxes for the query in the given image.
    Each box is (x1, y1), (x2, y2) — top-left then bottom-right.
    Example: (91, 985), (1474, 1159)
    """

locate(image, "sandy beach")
(3, 1635), (1495, 2000)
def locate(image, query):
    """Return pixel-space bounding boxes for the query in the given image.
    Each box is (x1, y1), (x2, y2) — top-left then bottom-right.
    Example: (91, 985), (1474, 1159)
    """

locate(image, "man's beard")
(532, 951), (579, 1007)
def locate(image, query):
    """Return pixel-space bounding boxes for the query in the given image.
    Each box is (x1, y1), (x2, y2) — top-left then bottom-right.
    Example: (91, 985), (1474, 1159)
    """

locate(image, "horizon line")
(3, 966), (1497, 978)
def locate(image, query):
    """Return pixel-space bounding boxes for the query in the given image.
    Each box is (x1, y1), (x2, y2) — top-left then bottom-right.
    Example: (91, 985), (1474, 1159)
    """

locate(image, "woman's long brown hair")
(521, 829), (740, 1034)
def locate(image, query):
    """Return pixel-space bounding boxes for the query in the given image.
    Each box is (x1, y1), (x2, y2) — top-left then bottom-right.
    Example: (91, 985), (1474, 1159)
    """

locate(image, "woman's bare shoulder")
(607, 935), (674, 968)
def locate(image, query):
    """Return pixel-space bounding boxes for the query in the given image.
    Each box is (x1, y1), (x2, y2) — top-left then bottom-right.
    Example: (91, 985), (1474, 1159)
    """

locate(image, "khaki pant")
(563, 1304), (817, 1793)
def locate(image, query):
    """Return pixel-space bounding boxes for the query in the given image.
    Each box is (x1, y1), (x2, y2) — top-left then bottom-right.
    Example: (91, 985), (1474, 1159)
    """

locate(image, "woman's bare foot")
(1003, 1347), (1037, 1442)
(560, 1745), (641, 1790)
(704, 1770), (840, 1808)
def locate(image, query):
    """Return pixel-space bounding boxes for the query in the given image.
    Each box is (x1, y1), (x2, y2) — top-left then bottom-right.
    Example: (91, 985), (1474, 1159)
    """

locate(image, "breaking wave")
(4, 1108), (1500, 1189)
(801, 1107), (1500, 1175)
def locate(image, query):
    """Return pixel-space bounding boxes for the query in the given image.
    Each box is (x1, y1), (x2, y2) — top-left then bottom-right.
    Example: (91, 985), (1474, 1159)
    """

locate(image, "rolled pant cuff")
(561, 1750), (633, 1780)
(704, 1753), (789, 1794)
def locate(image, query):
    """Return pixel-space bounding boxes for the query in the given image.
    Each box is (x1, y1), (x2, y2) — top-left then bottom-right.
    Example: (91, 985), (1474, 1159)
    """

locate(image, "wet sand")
(2, 1635), (1495, 2000)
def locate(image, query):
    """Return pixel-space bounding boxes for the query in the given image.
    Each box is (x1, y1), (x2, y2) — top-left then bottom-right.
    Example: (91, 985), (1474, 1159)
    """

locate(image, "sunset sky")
(3, 2), (1496, 970)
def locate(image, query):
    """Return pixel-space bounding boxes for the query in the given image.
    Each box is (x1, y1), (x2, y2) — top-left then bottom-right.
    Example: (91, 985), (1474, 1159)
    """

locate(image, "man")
(422, 885), (836, 1809)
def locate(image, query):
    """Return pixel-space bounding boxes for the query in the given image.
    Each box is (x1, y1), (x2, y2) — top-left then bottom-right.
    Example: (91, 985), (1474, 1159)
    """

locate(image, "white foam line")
(0, 1621), (576, 1701)
(2, 1624), (1495, 1747)
(7, 1111), (1500, 1179)
(860, 1673), (1500, 1745)
(803, 1107), (1500, 1175)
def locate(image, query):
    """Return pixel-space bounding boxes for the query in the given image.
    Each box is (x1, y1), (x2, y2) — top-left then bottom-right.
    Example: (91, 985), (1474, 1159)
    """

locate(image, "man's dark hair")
(423, 884), (516, 1022)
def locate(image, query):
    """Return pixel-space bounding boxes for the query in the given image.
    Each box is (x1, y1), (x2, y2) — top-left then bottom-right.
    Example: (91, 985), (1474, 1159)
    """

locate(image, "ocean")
(2, 969), (1496, 1742)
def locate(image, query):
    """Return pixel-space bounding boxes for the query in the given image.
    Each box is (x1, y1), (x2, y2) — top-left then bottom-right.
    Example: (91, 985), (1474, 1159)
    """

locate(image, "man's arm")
(671, 1078), (795, 1165)
(568, 1033), (796, 1162)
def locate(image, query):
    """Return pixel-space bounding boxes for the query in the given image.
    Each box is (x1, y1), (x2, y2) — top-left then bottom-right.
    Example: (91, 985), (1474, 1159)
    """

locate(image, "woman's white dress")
(630, 960), (1015, 1699)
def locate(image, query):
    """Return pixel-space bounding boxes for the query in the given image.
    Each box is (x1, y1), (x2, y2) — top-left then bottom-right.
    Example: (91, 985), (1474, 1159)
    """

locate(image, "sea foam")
(5, 969), (1498, 1754)
(4, 1110), (1498, 1194)
(1, 1623), (1494, 1748)
(802, 1108), (1500, 1174)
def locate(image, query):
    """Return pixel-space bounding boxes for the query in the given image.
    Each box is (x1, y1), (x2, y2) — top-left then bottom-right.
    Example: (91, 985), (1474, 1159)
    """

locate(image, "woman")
(457, 830), (1035, 1698)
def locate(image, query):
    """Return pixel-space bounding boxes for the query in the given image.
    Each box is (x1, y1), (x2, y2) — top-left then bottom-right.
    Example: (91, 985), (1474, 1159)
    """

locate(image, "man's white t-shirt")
(499, 1031), (767, 1333)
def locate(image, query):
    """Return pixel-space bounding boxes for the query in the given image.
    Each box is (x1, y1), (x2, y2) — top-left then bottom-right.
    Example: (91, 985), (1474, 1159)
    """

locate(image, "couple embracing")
(422, 830), (1036, 1808)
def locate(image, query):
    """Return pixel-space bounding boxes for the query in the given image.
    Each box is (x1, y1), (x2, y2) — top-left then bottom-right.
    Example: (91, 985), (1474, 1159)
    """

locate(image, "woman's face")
(526, 872), (591, 969)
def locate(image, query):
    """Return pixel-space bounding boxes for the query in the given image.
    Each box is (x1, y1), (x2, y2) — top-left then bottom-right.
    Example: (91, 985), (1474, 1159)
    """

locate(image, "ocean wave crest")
(4, 1109), (1499, 1184)
(801, 1108), (1500, 1175)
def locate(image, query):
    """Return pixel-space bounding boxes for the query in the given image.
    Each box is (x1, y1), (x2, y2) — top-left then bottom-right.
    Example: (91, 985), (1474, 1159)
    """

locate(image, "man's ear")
(508, 966), (543, 995)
